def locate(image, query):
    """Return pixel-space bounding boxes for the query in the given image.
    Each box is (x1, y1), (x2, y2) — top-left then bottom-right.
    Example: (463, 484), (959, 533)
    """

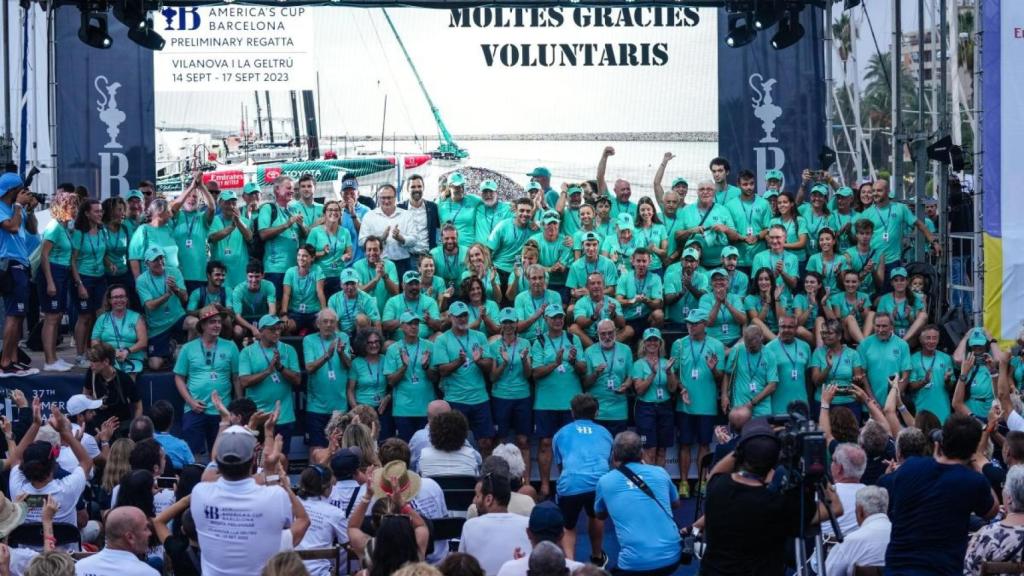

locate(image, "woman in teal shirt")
(874, 268), (927, 344)
(347, 328), (394, 438)
(38, 191), (78, 371)
(631, 328), (678, 469)
(307, 200), (353, 297)
(810, 319), (866, 419)
(460, 243), (501, 303)
(745, 268), (787, 341)
(417, 254), (451, 312)
(90, 284), (148, 373)
(634, 198), (668, 273)
(806, 228), (844, 294)
(792, 272), (827, 347)
(825, 269), (873, 344)
(70, 200), (109, 368)
(281, 244), (326, 334)
(101, 197), (135, 308)
(461, 276), (500, 336)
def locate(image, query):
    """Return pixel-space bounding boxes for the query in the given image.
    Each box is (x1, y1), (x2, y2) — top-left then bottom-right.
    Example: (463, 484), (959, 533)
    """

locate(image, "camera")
(767, 411), (828, 491)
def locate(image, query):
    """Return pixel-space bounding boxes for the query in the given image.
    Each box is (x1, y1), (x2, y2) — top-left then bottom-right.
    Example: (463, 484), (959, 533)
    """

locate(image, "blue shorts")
(492, 397), (532, 439)
(395, 416), (427, 443)
(635, 400), (675, 449)
(39, 262), (69, 314)
(534, 409), (573, 439)
(323, 276), (341, 300)
(148, 316), (186, 359)
(3, 262), (29, 318)
(76, 274), (107, 314)
(556, 491), (597, 529)
(265, 273), (285, 303)
(450, 400), (494, 440)
(676, 412), (715, 446)
(595, 419), (628, 438)
(306, 412), (333, 448)
(289, 311), (318, 333)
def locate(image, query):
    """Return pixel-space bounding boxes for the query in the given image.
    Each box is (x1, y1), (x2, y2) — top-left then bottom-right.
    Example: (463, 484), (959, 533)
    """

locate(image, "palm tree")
(833, 13), (852, 64)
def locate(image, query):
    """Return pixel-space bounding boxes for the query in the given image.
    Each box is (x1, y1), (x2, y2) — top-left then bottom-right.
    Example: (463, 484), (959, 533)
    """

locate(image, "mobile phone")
(834, 387), (854, 396)
(24, 495), (45, 508)
(156, 476), (177, 489)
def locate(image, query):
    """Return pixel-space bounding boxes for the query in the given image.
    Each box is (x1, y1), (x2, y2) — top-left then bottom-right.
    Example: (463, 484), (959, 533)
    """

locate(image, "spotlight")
(127, 14), (165, 50)
(770, 9), (805, 50)
(79, 5), (112, 49)
(726, 13), (757, 48)
(844, 0), (862, 9)
(113, 0), (145, 31)
(752, 0), (783, 31)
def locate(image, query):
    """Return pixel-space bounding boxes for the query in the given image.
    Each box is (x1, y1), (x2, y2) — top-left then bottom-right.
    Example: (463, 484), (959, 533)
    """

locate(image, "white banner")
(154, 5), (315, 92)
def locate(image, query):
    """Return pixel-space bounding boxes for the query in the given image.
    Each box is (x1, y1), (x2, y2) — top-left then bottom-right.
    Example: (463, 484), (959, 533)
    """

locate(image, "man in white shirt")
(410, 400), (452, 471)
(459, 472), (530, 576)
(191, 425), (308, 576)
(822, 443), (867, 538)
(497, 503), (583, 576)
(358, 184), (414, 274)
(824, 486), (892, 576)
(75, 506), (159, 575)
(63, 394), (106, 472)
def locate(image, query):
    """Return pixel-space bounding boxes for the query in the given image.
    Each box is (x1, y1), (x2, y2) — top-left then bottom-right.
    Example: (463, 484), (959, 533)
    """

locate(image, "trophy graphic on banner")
(749, 73), (782, 144)
(95, 76), (126, 150)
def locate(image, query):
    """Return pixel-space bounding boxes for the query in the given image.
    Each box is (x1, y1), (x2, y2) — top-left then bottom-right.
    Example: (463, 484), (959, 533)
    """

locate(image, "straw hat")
(372, 461), (421, 502)
(0, 493), (27, 539)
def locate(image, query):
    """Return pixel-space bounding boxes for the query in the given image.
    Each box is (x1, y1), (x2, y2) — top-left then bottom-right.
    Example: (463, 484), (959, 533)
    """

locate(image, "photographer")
(0, 173), (38, 376)
(699, 418), (842, 576)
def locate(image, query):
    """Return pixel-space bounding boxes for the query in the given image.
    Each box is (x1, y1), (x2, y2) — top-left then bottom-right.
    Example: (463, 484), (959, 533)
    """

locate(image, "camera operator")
(0, 173), (38, 376)
(699, 418), (842, 576)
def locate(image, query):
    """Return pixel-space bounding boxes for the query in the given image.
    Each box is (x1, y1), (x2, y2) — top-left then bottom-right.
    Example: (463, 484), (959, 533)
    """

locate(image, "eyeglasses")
(367, 339), (381, 345)
(143, 190), (153, 196)
(379, 196), (395, 201)
(326, 208), (342, 213)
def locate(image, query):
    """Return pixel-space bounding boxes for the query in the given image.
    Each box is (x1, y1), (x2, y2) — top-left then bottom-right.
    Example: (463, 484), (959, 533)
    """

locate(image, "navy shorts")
(39, 262), (69, 314)
(289, 311), (317, 333)
(3, 262), (29, 318)
(323, 276), (341, 300)
(76, 274), (107, 313)
(492, 397), (532, 439)
(450, 400), (494, 440)
(265, 273), (285, 303)
(595, 419), (628, 438)
(306, 411), (333, 448)
(395, 416), (427, 443)
(148, 316), (186, 359)
(676, 412), (715, 446)
(534, 409), (574, 439)
(556, 491), (597, 528)
(635, 400), (675, 449)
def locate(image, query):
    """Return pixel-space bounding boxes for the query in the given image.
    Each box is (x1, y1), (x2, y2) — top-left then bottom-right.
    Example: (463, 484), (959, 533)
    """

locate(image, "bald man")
(75, 506), (158, 575)
(410, 399), (452, 470)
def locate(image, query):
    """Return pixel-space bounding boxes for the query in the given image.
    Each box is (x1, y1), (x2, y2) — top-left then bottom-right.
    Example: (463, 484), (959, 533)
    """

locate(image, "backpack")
(247, 203), (278, 262)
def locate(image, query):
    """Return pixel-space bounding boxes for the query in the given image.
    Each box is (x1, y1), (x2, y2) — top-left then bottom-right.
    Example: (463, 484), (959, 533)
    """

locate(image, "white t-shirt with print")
(190, 477), (293, 576)
(459, 513), (531, 576)
(297, 497), (348, 576)
(9, 465), (86, 525)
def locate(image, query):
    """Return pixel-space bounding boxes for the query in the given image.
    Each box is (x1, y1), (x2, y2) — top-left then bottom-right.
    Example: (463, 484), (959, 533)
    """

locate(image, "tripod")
(793, 482), (843, 576)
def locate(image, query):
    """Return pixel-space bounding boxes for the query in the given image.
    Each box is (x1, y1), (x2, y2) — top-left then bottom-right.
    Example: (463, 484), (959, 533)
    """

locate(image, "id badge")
(791, 369), (799, 380)
(722, 323), (730, 334)
(606, 377), (616, 390)
(209, 371), (218, 381)
(656, 388), (665, 401)
(682, 307), (690, 317)
(373, 393), (381, 403)
(271, 373), (280, 383)
(746, 226), (754, 236)
(185, 239), (193, 248)
(327, 370), (336, 381)
(224, 248), (233, 256)
(411, 374), (419, 384)
(462, 360), (471, 369)
(557, 364), (567, 373)
(691, 368), (700, 380)
(882, 232), (890, 242)
(749, 380), (758, 393)
(896, 328), (907, 337)
(299, 304), (307, 313)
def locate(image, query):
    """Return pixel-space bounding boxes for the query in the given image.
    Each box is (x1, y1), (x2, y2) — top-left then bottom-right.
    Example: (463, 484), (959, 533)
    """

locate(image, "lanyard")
(745, 350), (763, 379)
(297, 268), (313, 298)
(635, 273), (647, 295)
(514, 223), (529, 245)
(319, 335), (338, 364)
(405, 297), (421, 315)
(920, 353), (938, 376)
(647, 357), (662, 390)
(108, 312), (129, 348)
(405, 339), (421, 369)
(778, 340), (798, 366)
(149, 274), (165, 296)
(327, 228), (340, 260)
(485, 205), (500, 231)
(875, 204), (892, 231)
(826, 347), (845, 380)
(742, 198), (755, 227)
(364, 357), (382, 390)
(689, 337), (706, 366)
(245, 288), (262, 314)
(258, 345), (278, 375)
(443, 250), (459, 274)
(502, 339), (518, 368)
(185, 212), (200, 239)
(892, 297), (907, 321)
(86, 230), (101, 258)
(600, 344), (616, 369)
(454, 332), (474, 359)
(532, 294), (546, 312)
(447, 200), (464, 224)
(585, 258), (598, 276)
(202, 339), (218, 367)
(547, 333), (567, 359)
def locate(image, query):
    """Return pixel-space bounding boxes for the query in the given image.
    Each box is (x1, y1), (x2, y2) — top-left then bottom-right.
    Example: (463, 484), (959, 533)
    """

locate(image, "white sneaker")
(75, 356), (91, 368)
(43, 360), (72, 372)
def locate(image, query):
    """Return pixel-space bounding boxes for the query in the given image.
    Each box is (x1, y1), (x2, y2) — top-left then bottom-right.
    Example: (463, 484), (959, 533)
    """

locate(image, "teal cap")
(340, 268), (360, 284)
(765, 169), (784, 182)
(721, 246), (739, 258)
(498, 307), (517, 323)
(835, 186), (854, 198)
(967, 328), (989, 347)
(448, 172), (466, 187)
(544, 303), (565, 318)
(400, 311), (421, 324)
(527, 167), (552, 178)
(218, 190), (238, 203)
(527, 181), (543, 192)
(567, 185), (583, 196)
(480, 180), (498, 193)
(683, 248), (700, 261)
(810, 184), (829, 196)
(243, 182), (261, 195)
(642, 327), (662, 341)
(671, 177), (689, 189)
(890, 267), (908, 279)
(402, 270), (421, 284)
(257, 315), (282, 329)
(710, 268), (729, 279)
(582, 232), (601, 243)
(763, 189), (780, 199)
(144, 246), (165, 262)
(616, 213), (634, 231)
(686, 308), (709, 323)
(126, 189), (144, 201)
(449, 301), (470, 316)
(542, 211), (560, 224)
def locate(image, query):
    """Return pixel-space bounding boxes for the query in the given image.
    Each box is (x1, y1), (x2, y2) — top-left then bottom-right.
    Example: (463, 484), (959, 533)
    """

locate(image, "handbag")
(616, 464), (694, 565)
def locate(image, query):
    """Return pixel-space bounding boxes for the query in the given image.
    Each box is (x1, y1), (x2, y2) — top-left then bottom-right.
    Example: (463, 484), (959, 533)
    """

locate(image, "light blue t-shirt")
(552, 419), (612, 496)
(594, 463), (681, 571)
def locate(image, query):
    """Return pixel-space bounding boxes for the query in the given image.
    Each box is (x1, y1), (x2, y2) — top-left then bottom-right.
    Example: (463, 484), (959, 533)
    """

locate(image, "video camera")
(767, 411), (828, 492)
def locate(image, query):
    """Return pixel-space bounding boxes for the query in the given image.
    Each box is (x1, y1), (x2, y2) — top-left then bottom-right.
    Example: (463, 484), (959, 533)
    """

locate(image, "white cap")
(66, 394), (102, 417)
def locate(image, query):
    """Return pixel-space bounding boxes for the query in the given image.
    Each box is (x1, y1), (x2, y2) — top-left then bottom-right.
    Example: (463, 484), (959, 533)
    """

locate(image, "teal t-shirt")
(632, 224), (667, 270)
(384, 338), (437, 417)
(572, 295), (619, 340)
(726, 344), (778, 417)
(382, 294), (441, 340)
(91, 310), (145, 373)
(670, 335), (725, 416)
(172, 210), (212, 282)
(874, 293), (925, 338)
(307, 224), (352, 277)
(136, 268), (187, 336)
(768, 216), (809, 262)
(353, 258), (398, 314)
(600, 236), (638, 275)
(792, 293), (822, 331)
(583, 342), (631, 421)
(698, 292), (745, 346)
(828, 210), (858, 253)
(725, 196), (771, 266)
(679, 203), (733, 266)
(42, 220), (73, 266)
(209, 215), (251, 289)
(257, 203), (301, 274)
(663, 264), (708, 324)
(827, 291), (872, 324)
(858, 335), (912, 402)
(806, 253), (844, 293)
(128, 223), (179, 270)
(349, 356), (387, 407)
(239, 341), (300, 424)
(302, 331), (352, 415)
(487, 219), (534, 273)
(173, 338), (240, 416)
(489, 337), (531, 400)
(744, 294), (783, 334)
(567, 256), (619, 291)
(430, 245), (468, 287)
(513, 289), (562, 342)
(910, 350), (953, 423)
(474, 202), (511, 245)
(231, 280), (277, 320)
(102, 225), (131, 277)
(284, 266), (324, 314)
(438, 196), (481, 248)
(749, 250), (799, 293)
(289, 201), (324, 235)
(841, 243), (886, 295)
(616, 272), (663, 320)
(531, 332), (584, 410)
(560, 207), (584, 238)
(528, 233), (573, 286)
(809, 345), (863, 404)
(764, 338), (811, 415)
(72, 229), (107, 278)
(327, 290), (381, 334)
(716, 185), (742, 205)
(960, 361), (997, 418)
(855, 202), (916, 264)
(188, 286), (229, 310)
(432, 329), (491, 405)
(631, 357), (672, 403)
(798, 204), (831, 255)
